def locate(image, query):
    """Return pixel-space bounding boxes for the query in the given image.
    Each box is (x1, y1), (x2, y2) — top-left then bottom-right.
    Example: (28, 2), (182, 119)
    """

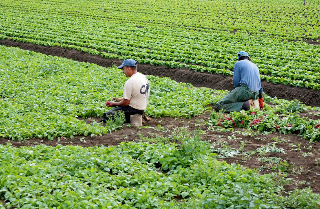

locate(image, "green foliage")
(147, 76), (223, 118)
(158, 128), (210, 171)
(275, 99), (308, 114)
(2, 135), (319, 208)
(281, 188), (320, 209)
(0, 45), (222, 140)
(0, 46), (126, 140)
(120, 128), (210, 172)
(208, 104), (320, 141)
(0, 0), (320, 88)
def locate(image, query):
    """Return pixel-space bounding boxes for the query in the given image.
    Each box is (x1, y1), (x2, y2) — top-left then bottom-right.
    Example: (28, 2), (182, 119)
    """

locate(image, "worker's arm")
(109, 97), (130, 107)
(259, 88), (263, 99)
(110, 80), (132, 107)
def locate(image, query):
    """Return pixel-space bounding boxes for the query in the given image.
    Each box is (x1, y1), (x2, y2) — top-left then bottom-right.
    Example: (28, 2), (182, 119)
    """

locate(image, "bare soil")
(0, 39), (319, 194)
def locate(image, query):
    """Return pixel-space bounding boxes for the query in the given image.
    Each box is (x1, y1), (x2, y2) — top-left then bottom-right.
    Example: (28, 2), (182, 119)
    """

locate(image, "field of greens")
(1, 45), (319, 142)
(0, 45), (220, 140)
(0, 43), (320, 208)
(1, 0), (320, 208)
(0, 0), (320, 89)
(1, 130), (320, 208)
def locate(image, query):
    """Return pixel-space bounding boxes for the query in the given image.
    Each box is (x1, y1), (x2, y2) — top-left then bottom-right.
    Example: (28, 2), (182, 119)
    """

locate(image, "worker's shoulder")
(132, 72), (148, 80)
(235, 60), (250, 64)
(126, 72), (147, 84)
(235, 60), (256, 67)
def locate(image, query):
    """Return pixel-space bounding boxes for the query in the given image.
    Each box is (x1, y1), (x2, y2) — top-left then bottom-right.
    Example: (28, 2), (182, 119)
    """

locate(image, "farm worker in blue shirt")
(214, 51), (264, 113)
(100, 59), (150, 123)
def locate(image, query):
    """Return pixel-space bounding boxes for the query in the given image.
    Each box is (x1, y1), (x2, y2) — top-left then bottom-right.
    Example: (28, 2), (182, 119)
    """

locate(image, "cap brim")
(117, 64), (124, 69)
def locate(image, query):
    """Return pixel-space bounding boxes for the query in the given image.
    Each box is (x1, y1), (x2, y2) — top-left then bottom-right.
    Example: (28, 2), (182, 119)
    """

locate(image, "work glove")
(258, 98), (264, 109)
(106, 101), (111, 107)
(258, 92), (264, 109)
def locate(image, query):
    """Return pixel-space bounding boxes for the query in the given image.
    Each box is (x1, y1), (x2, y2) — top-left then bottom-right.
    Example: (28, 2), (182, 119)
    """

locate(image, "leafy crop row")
(0, 0), (320, 88)
(0, 45), (220, 140)
(209, 98), (320, 141)
(1, 130), (319, 208)
(1, 45), (319, 141)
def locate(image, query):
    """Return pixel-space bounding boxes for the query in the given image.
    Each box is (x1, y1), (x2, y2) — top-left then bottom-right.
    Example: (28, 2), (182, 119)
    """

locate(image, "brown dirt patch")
(304, 38), (320, 45)
(0, 40), (320, 195)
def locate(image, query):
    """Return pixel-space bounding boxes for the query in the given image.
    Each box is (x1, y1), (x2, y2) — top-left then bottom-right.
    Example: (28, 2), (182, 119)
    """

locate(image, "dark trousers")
(214, 84), (259, 113)
(102, 106), (144, 123)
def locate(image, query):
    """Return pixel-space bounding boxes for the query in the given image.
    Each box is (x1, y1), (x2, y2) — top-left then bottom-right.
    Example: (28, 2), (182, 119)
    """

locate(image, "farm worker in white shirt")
(101, 59), (150, 123)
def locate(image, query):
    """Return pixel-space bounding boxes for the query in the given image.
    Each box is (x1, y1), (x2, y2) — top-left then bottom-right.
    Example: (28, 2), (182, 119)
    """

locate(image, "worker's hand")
(258, 98), (264, 109)
(109, 101), (117, 107)
(106, 101), (116, 107)
(112, 97), (121, 102)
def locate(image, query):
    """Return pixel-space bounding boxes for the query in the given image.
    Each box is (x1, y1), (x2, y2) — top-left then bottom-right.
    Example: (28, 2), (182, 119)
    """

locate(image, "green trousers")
(214, 85), (259, 113)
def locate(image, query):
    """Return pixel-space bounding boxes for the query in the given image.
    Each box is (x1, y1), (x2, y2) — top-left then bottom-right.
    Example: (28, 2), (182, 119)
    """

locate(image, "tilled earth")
(0, 39), (320, 194)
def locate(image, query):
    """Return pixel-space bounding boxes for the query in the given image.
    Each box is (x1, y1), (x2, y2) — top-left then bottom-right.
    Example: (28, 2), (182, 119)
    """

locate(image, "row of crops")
(0, 45), (319, 141)
(1, 130), (320, 208)
(0, 43), (319, 207)
(1, 44), (319, 207)
(0, 45), (221, 140)
(1, 0), (320, 89)
(1, 0), (320, 207)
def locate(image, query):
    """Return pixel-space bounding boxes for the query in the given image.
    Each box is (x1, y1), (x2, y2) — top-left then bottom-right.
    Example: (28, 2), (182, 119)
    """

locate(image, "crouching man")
(214, 51), (264, 113)
(101, 59), (150, 123)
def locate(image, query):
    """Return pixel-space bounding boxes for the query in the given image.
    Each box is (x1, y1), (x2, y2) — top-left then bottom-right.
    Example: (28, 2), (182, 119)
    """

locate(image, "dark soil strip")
(1, 39), (319, 107)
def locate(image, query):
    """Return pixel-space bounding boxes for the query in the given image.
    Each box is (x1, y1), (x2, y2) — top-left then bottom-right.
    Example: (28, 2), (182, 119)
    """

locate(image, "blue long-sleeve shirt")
(233, 60), (263, 93)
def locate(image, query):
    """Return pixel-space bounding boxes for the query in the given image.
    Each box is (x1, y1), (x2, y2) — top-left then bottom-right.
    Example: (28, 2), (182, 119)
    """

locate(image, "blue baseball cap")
(237, 51), (249, 59)
(118, 59), (137, 69)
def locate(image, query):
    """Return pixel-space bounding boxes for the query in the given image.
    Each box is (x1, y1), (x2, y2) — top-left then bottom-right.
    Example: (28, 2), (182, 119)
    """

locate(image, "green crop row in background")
(0, 0), (320, 89)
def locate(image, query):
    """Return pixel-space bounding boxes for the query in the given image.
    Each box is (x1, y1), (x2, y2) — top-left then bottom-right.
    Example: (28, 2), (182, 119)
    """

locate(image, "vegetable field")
(1, 0), (320, 208)
(2, 135), (319, 209)
(0, 45), (220, 140)
(0, 0), (320, 89)
(0, 46), (320, 209)
(0, 45), (319, 142)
